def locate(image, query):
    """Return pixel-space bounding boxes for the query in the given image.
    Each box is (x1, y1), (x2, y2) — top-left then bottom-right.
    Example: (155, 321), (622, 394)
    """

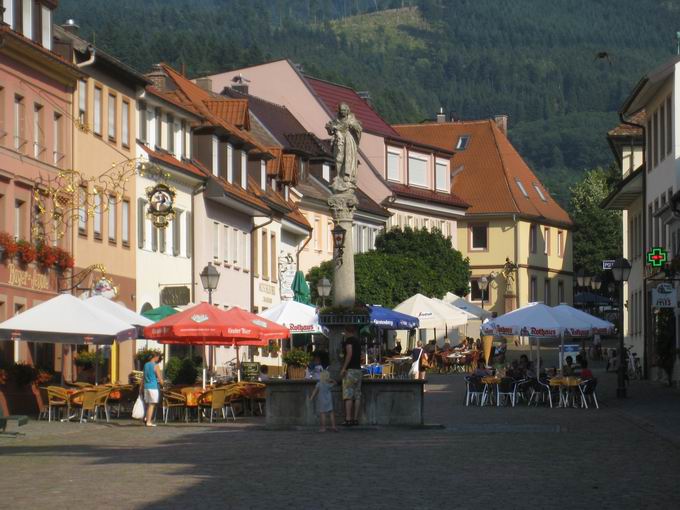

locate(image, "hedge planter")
(286, 366), (307, 380)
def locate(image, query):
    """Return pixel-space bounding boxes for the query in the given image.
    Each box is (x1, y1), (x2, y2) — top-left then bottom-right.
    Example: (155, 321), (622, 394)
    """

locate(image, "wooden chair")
(380, 363), (394, 379)
(162, 390), (187, 423)
(46, 386), (69, 422)
(197, 388), (228, 423)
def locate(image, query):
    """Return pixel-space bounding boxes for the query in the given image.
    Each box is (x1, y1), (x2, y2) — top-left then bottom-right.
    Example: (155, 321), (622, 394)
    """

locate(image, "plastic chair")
(46, 386), (69, 422)
(162, 390), (188, 423)
(70, 390), (98, 422)
(465, 375), (485, 406)
(579, 379), (599, 409)
(94, 386), (113, 422)
(37, 387), (50, 421)
(198, 388), (228, 423)
(528, 378), (557, 408)
(380, 364), (394, 379)
(496, 377), (517, 407)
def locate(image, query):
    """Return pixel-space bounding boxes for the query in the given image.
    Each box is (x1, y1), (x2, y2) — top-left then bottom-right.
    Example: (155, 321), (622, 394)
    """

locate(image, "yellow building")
(395, 117), (574, 315)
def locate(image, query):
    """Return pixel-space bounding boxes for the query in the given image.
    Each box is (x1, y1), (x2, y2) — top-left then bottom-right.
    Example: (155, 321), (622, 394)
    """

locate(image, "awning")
(368, 305), (419, 330)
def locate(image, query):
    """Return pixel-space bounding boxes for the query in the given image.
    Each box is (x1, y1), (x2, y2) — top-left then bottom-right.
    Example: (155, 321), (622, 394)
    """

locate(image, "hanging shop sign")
(651, 283), (677, 309)
(5, 263), (51, 291)
(160, 286), (191, 307)
(93, 276), (118, 299)
(646, 247), (668, 268)
(146, 183), (176, 228)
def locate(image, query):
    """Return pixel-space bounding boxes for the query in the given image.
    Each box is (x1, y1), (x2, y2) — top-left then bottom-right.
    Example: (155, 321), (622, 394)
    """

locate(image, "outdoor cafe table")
(549, 376), (582, 407)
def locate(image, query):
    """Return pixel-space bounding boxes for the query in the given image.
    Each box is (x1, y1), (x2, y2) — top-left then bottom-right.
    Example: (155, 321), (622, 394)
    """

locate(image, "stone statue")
(325, 102), (362, 193)
(502, 257), (518, 290)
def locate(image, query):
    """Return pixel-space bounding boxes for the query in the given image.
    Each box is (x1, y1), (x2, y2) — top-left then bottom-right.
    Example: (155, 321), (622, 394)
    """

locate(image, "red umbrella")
(143, 302), (226, 344)
(220, 307), (290, 346)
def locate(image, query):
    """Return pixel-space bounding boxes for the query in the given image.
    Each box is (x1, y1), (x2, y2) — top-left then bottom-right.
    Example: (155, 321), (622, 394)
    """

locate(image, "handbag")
(132, 395), (146, 420)
(408, 349), (423, 378)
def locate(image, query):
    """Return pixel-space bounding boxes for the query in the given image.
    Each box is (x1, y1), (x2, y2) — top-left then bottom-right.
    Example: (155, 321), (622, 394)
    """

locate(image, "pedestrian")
(142, 352), (164, 427)
(308, 370), (337, 432)
(411, 340), (428, 381)
(340, 333), (362, 426)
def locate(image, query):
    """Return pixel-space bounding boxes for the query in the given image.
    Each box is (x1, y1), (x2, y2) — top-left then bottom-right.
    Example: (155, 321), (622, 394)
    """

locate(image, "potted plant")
(135, 347), (163, 369)
(0, 363), (41, 415)
(54, 247), (75, 273)
(36, 243), (58, 268)
(16, 240), (37, 266)
(0, 232), (18, 259)
(282, 349), (311, 379)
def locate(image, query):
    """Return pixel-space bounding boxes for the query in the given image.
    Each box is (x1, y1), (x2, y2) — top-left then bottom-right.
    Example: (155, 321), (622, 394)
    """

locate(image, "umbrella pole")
(94, 345), (99, 386)
(202, 344), (207, 390)
(559, 333), (564, 371)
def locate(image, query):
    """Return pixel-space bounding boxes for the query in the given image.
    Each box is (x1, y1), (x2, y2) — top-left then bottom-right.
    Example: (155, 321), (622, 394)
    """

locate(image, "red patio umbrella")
(143, 302), (227, 344)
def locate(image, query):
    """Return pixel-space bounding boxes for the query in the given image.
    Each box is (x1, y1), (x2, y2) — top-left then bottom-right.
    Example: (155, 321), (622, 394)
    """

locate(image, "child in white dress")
(308, 370), (337, 432)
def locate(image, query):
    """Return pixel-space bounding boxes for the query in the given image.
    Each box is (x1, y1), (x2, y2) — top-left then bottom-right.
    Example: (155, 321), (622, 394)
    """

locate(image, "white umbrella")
(433, 298), (478, 320)
(442, 292), (492, 319)
(551, 304), (614, 335)
(258, 301), (322, 335)
(86, 295), (153, 328)
(395, 293), (469, 330)
(0, 294), (137, 345)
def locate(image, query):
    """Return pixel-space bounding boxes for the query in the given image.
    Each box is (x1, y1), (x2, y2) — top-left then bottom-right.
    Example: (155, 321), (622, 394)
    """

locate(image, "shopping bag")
(408, 361), (419, 379)
(132, 395), (146, 420)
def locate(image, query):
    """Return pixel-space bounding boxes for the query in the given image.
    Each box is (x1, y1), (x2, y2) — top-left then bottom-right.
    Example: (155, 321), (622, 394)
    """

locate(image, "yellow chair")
(381, 364), (394, 379)
(197, 388), (228, 423)
(46, 386), (69, 422)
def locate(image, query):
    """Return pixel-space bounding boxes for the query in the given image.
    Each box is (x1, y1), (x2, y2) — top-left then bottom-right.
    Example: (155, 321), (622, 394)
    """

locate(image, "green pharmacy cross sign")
(646, 247), (669, 268)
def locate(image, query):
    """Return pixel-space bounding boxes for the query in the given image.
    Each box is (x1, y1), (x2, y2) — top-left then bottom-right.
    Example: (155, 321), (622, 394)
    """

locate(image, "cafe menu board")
(241, 362), (261, 382)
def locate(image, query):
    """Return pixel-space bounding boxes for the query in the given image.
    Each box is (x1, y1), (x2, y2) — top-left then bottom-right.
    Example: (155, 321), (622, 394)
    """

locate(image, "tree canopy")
(306, 227), (470, 308)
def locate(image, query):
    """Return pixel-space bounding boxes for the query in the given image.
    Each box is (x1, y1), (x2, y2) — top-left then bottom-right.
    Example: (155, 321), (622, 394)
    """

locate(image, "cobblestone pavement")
(1, 369), (679, 509)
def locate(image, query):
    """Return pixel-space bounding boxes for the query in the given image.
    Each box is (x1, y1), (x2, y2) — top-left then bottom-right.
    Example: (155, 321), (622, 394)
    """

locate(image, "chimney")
(494, 114), (508, 135)
(147, 63), (168, 91)
(195, 77), (213, 92)
(436, 107), (446, 123)
(61, 19), (80, 34)
(231, 73), (249, 95)
(357, 91), (372, 106)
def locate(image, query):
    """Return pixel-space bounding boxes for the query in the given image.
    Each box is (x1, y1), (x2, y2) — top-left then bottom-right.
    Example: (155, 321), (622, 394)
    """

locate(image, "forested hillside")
(57, 0), (680, 204)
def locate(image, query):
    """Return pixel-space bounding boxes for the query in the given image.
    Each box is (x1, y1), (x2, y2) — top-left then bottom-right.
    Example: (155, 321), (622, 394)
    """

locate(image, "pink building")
(0, 3), (81, 372)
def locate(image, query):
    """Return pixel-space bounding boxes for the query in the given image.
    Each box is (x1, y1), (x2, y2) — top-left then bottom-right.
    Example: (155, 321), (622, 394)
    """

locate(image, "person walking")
(411, 340), (428, 381)
(340, 334), (362, 426)
(142, 352), (164, 427)
(309, 370), (337, 432)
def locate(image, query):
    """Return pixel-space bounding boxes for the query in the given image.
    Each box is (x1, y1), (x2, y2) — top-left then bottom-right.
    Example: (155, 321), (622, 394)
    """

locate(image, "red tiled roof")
(608, 110), (646, 137)
(204, 99), (250, 129)
(387, 182), (469, 209)
(266, 147), (284, 176)
(304, 76), (400, 138)
(139, 145), (205, 179)
(194, 160), (270, 212)
(146, 86), (201, 117)
(394, 120), (572, 226)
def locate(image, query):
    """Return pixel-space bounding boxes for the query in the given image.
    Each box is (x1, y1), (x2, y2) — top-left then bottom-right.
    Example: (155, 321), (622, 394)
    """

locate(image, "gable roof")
(608, 110), (646, 138)
(204, 99), (250, 129)
(139, 145), (205, 180)
(394, 120), (572, 227)
(303, 76), (400, 138)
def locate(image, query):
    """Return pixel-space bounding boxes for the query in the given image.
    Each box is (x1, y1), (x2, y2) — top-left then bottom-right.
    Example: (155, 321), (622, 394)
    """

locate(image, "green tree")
(570, 166), (622, 275)
(306, 227), (470, 308)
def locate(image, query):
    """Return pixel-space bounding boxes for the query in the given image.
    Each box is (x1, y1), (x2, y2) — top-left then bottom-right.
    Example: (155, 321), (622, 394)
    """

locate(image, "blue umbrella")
(368, 305), (419, 330)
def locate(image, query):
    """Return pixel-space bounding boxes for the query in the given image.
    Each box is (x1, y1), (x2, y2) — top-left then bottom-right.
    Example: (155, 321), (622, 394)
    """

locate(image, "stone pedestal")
(504, 292), (517, 313)
(265, 378), (425, 428)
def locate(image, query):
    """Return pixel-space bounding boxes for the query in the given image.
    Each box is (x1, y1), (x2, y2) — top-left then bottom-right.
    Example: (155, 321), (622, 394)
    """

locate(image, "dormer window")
(533, 182), (547, 202)
(407, 152), (427, 187)
(456, 135), (470, 151)
(40, 4), (52, 50)
(322, 163), (330, 182)
(435, 158), (449, 192)
(516, 178), (528, 198)
(260, 160), (266, 191)
(387, 149), (401, 182)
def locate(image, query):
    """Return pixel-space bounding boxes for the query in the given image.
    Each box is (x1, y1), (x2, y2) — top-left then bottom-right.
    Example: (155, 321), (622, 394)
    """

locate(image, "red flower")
(16, 240), (37, 265)
(37, 244), (58, 267)
(55, 247), (75, 271)
(0, 232), (18, 258)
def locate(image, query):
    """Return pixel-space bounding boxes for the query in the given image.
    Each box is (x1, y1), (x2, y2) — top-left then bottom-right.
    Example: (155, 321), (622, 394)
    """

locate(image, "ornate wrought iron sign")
(146, 183), (176, 229)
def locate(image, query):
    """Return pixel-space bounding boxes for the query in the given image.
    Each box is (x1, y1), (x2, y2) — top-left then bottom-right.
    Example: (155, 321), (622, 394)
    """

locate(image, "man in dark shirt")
(341, 334), (362, 425)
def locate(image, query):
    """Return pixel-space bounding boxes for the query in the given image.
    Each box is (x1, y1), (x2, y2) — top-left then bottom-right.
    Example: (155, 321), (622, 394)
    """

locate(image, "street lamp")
(591, 275), (602, 291)
(199, 263), (220, 305)
(478, 276), (489, 310)
(317, 277), (332, 308)
(611, 257), (631, 399)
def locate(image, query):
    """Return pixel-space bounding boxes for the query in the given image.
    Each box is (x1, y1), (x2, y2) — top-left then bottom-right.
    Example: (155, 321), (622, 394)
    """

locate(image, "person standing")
(309, 370), (338, 432)
(340, 334), (362, 426)
(411, 340), (428, 380)
(142, 352), (164, 427)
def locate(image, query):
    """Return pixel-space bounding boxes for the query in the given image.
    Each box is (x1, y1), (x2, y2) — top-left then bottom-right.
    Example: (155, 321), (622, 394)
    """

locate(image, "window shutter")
(185, 211), (192, 258)
(137, 198), (146, 248)
(173, 210), (181, 256)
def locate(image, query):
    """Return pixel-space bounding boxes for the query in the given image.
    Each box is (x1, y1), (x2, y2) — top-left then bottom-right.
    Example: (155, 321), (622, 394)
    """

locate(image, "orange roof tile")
(204, 99), (250, 129)
(608, 110), (646, 137)
(140, 145), (206, 179)
(394, 120), (572, 227)
(266, 147), (284, 176)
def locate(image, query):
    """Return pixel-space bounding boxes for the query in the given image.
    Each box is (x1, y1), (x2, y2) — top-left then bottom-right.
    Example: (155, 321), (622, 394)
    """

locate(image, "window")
(516, 178), (528, 197)
(270, 232), (277, 283)
(667, 96), (673, 156)
(137, 198), (146, 248)
(469, 224), (488, 251)
(314, 217), (321, 250)
(33, 103), (43, 158)
(185, 212), (192, 257)
(241, 151), (247, 189)
(93, 193), (102, 238)
(181, 120), (187, 158)
(151, 225), (158, 252)
(108, 93), (116, 141)
(14, 199), (24, 240)
(653, 110), (659, 168)
(213, 222), (219, 259)
(166, 114), (174, 153)
(322, 163), (330, 182)
(108, 196), (116, 242)
(243, 231), (250, 272)
(229, 227), (237, 265)
(223, 225), (230, 262)
(120, 199), (129, 246)
(172, 210), (181, 256)
(558, 280), (565, 303)
(456, 135), (470, 150)
(13, 95), (25, 151)
(660, 103), (666, 160)
(2, 0), (13, 26)
(470, 279), (488, 302)
(40, 5), (51, 49)
(529, 224), (537, 253)
(154, 107), (162, 147)
(435, 159), (449, 192)
(121, 100), (130, 147)
(544, 227), (550, 255)
(79, 187), (88, 236)
(211, 136), (219, 176)
(544, 279), (550, 305)
(22, 0), (32, 39)
(530, 276), (537, 302)
(261, 230), (269, 279)
(387, 150), (400, 181)
(260, 160), (266, 190)
(227, 144), (234, 183)
(534, 183), (547, 202)
(557, 230), (564, 257)
(252, 230), (259, 277)
(93, 86), (102, 136)
(53, 113), (62, 166)
(78, 80), (87, 125)
(408, 153), (427, 187)
(159, 225), (166, 254)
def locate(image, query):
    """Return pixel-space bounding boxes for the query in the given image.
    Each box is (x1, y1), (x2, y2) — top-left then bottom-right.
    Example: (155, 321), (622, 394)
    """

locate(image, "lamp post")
(199, 263), (220, 305)
(612, 257), (631, 398)
(317, 277), (332, 308)
(478, 275), (489, 310)
(331, 224), (347, 260)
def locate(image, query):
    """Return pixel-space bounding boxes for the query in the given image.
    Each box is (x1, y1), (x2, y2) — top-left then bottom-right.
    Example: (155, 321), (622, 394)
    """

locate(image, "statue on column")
(326, 102), (362, 194)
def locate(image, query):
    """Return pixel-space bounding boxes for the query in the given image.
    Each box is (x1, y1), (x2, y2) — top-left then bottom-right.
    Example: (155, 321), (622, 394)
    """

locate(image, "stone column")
(328, 191), (358, 307)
